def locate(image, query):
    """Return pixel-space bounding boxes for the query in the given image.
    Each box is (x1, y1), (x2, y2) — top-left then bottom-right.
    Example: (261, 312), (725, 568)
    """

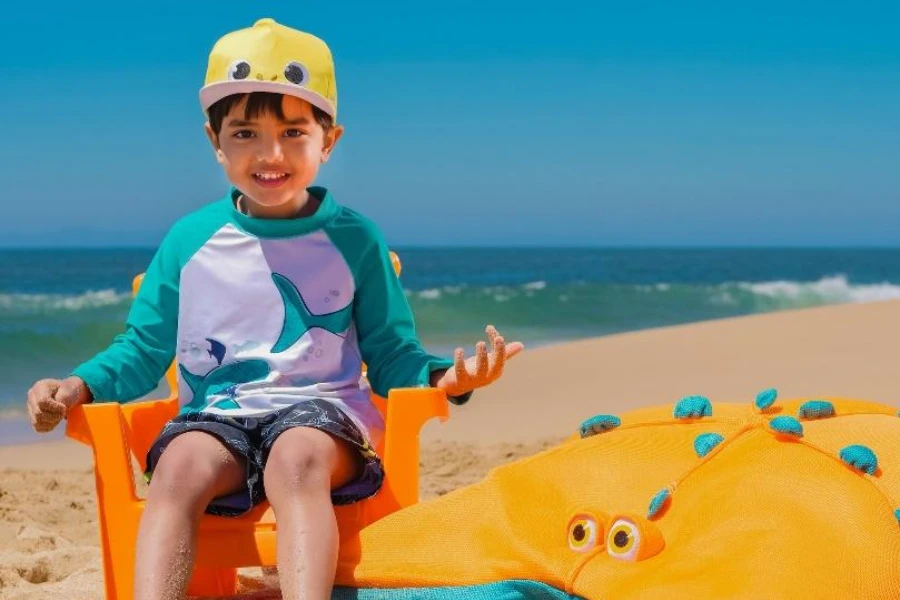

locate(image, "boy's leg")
(263, 426), (359, 600)
(135, 431), (246, 600)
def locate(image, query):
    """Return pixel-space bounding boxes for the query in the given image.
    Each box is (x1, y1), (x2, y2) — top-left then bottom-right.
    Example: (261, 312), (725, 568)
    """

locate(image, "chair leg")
(186, 567), (239, 597)
(94, 482), (141, 599)
(99, 515), (137, 600)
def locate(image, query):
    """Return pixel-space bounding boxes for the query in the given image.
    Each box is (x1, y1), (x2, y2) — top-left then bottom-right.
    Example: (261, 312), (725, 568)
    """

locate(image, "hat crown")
(200, 18), (337, 118)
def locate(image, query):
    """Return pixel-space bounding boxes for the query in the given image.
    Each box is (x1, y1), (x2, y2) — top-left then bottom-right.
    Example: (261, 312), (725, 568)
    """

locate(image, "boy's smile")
(253, 172), (290, 187)
(206, 94), (343, 219)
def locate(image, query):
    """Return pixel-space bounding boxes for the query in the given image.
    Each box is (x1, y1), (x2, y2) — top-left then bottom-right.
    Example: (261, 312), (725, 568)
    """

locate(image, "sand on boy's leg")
(262, 425), (359, 600)
(134, 431), (245, 600)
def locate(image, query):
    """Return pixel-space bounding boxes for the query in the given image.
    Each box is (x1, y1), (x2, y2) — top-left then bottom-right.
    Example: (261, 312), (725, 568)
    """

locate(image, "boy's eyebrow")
(226, 117), (312, 127)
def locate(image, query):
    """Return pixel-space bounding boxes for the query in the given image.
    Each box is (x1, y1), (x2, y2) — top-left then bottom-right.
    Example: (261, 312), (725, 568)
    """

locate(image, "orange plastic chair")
(65, 252), (450, 599)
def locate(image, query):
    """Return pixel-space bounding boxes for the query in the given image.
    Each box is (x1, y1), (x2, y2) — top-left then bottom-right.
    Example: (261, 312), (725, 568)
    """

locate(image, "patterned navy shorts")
(145, 399), (384, 516)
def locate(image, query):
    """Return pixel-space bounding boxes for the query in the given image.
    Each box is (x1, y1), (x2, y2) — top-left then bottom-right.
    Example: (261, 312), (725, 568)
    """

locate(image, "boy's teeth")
(257, 173), (285, 180)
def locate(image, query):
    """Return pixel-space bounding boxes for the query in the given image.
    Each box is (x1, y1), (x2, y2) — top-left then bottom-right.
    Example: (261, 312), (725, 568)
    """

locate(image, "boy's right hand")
(26, 377), (91, 433)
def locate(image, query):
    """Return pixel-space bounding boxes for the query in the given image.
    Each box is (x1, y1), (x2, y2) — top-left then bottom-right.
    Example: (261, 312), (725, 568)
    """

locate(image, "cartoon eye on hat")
(284, 61), (308, 85)
(228, 60), (251, 81)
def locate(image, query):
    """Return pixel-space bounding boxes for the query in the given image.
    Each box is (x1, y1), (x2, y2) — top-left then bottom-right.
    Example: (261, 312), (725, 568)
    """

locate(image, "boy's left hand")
(432, 325), (524, 397)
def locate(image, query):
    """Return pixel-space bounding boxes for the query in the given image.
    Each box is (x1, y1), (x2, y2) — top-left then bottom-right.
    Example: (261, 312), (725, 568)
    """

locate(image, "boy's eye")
(284, 129), (305, 138)
(233, 130), (255, 139)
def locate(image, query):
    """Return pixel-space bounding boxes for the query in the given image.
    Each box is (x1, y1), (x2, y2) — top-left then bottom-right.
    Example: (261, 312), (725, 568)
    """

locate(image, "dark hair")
(207, 92), (333, 135)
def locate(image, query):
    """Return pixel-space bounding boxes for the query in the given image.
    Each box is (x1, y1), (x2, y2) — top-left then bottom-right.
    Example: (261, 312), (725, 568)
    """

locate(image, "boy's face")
(205, 96), (343, 216)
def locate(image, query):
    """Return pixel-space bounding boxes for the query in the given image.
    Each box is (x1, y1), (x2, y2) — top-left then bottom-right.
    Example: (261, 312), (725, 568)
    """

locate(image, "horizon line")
(5, 244), (900, 251)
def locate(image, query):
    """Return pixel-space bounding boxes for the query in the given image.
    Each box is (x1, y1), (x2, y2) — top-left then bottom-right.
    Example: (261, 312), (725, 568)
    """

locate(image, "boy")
(25, 18), (522, 600)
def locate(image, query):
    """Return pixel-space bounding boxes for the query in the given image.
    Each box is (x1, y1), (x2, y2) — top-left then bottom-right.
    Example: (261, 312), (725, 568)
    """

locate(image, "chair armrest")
(381, 387), (449, 508)
(66, 396), (178, 487)
(64, 401), (95, 446)
(65, 403), (141, 505)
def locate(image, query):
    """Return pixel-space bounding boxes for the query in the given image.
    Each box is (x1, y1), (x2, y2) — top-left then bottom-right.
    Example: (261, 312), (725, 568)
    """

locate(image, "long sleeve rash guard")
(72, 187), (455, 444)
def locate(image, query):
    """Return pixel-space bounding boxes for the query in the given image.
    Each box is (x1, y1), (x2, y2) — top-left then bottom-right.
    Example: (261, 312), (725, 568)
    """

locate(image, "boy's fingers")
(35, 412), (63, 428)
(26, 392), (37, 427)
(33, 403), (65, 432)
(37, 397), (67, 416)
(474, 341), (489, 380)
(488, 336), (507, 379)
(504, 341), (525, 360)
(26, 386), (38, 409)
(27, 383), (53, 424)
(453, 347), (468, 384)
(34, 419), (59, 433)
(36, 398), (67, 429)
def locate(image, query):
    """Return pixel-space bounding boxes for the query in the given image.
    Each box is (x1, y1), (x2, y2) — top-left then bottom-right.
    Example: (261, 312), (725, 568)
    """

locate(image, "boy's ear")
(204, 122), (225, 165)
(320, 124), (345, 164)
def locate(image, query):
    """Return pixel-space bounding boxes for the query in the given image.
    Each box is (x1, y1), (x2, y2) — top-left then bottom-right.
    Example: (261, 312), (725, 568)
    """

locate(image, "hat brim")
(199, 81), (335, 119)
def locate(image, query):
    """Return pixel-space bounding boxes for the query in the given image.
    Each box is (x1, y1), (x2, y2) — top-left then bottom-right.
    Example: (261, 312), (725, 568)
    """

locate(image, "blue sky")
(2, 1), (899, 247)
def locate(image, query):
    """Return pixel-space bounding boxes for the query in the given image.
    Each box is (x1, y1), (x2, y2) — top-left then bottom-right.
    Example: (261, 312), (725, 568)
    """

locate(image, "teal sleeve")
(71, 231), (180, 402)
(353, 233), (455, 398)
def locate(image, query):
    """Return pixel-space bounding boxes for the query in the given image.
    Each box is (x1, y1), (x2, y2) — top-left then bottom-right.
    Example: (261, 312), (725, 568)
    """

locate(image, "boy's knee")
(264, 431), (333, 494)
(147, 434), (232, 507)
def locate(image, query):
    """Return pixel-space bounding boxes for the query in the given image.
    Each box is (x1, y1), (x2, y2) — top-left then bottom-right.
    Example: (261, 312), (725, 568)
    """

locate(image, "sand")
(2, 300), (899, 599)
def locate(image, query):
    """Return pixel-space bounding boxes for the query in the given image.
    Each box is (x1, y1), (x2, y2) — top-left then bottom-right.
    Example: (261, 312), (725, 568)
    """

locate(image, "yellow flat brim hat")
(200, 18), (337, 119)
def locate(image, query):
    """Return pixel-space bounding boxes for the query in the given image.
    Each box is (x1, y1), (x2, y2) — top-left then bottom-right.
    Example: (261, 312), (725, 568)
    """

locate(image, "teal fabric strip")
(333, 580), (580, 600)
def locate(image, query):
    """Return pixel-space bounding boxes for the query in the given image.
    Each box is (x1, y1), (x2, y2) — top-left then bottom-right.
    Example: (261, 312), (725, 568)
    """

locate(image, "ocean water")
(4, 247), (900, 440)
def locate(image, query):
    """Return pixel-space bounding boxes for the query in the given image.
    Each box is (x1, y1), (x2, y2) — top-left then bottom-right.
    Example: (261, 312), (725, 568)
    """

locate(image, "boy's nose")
(258, 139), (285, 162)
